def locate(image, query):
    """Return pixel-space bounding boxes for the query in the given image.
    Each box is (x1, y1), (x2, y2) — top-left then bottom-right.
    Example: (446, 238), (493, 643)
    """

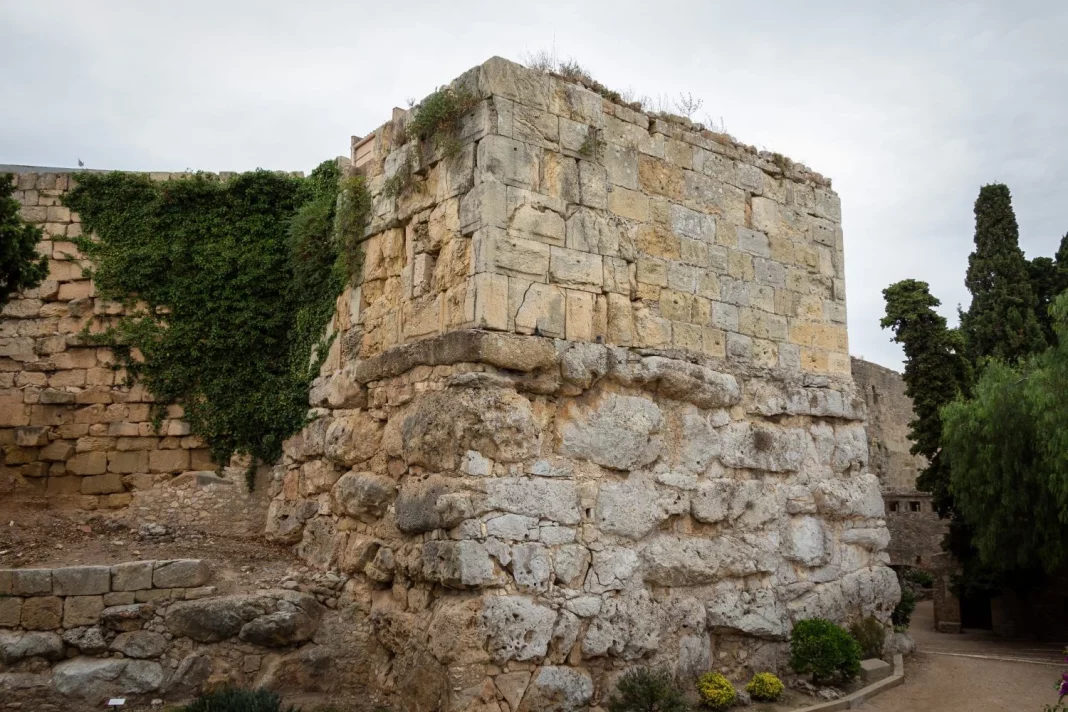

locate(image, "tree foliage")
(0, 174), (49, 307)
(1028, 233), (1068, 345)
(961, 184), (1046, 363)
(881, 279), (968, 515)
(64, 162), (369, 479)
(943, 294), (1068, 575)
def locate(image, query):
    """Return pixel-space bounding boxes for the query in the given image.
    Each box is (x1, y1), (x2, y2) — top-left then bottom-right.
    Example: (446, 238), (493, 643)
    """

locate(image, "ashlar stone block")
(53, 566), (111, 596)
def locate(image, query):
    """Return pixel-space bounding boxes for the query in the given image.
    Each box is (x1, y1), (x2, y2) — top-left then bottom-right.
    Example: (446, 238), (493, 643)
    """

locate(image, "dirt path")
(864, 601), (1064, 711)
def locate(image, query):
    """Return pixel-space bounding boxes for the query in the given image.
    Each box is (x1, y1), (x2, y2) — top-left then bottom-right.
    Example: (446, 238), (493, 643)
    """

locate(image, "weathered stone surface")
(596, 479), (688, 539)
(611, 356), (741, 410)
(100, 603), (153, 632)
(11, 569), (51, 596)
(324, 412), (383, 467)
(484, 478), (580, 525)
(517, 666), (593, 712)
(111, 561), (154, 592)
(402, 388), (538, 471)
(165, 595), (269, 642)
(53, 657), (163, 700)
(422, 541), (499, 588)
(718, 423), (808, 472)
(706, 586), (788, 640)
(0, 630), (64, 663)
(814, 474), (884, 519)
(481, 595), (557, 663)
(62, 626), (108, 654)
(239, 610), (318, 647)
(110, 630), (167, 658)
(265, 499), (320, 544)
(63, 595), (104, 628)
(333, 471), (395, 520)
(641, 536), (776, 586)
(557, 393), (662, 470)
(153, 559), (210, 588)
(20, 596), (62, 629)
(52, 565), (111, 596)
(785, 516), (828, 566)
(582, 589), (660, 659)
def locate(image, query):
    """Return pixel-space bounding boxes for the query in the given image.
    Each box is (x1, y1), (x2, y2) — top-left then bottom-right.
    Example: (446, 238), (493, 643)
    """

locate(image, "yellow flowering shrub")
(745, 672), (785, 702)
(696, 672), (736, 710)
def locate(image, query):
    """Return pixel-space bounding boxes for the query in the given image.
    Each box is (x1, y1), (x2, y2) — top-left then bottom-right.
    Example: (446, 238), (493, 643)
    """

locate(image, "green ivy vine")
(65, 161), (370, 486)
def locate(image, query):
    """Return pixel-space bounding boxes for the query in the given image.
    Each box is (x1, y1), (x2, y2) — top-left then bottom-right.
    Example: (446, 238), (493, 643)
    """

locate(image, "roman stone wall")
(851, 357), (947, 569)
(265, 57), (900, 711)
(0, 558), (338, 710)
(0, 171), (276, 528)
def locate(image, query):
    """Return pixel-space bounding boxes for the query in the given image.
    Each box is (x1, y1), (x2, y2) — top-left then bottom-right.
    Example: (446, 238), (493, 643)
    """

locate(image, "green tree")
(0, 174), (49, 307)
(961, 184), (1046, 363)
(881, 279), (968, 515)
(943, 293), (1068, 574)
(1028, 234), (1068, 345)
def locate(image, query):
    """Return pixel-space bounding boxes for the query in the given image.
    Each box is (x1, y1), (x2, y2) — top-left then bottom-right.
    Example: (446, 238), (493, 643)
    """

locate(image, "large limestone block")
(153, 560), (210, 589)
(484, 478), (580, 525)
(814, 473), (884, 519)
(165, 595), (270, 642)
(784, 516), (828, 566)
(557, 392), (662, 470)
(324, 412), (383, 467)
(718, 423), (807, 472)
(239, 610), (318, 647)
(640, 536), (777, 586)
(52, 657), (163, 700)
(401, 389), (538, 471)
(705, 586), (788, 640)
(332, 471), (395, 521)
(517, 665), (593, 712)
(481, 595), (557, 663)
(581, 589), (660, 659)
(109, 630), (167, 659)
(0, 630), (64, 664)
(422, 541), (500, 588)
(595, 479), (688, 539)
(609, 356), (740, 410)
(52, 566), (111, 596)
(111, 561), (154, 592)
(586, 548), (640, 594)
(478, 57), (550, 110)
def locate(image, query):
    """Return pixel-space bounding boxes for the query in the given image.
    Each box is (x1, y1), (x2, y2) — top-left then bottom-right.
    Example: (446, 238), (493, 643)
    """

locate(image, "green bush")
(892, 584), (917, 631)
(745, 672), (784, 702)
(181, 687), (298, 712)
(789, 618), (862, 684)
(902, 567), (934, 588)
(848, 616), (887, 659)
(695, 671), (735, 710)
(607, 668), (687, 712)
(407, 86), (479, 159)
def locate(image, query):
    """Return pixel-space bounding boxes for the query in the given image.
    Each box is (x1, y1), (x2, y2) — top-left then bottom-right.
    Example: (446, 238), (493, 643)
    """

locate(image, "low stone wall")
(0, 560), (215, 629)
(0, 559), (330, 709)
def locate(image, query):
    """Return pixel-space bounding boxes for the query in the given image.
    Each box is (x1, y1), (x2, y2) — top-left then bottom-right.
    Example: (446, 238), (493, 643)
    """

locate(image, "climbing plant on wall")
(65, 161), (370, 484)
(1, 174), (49, 307)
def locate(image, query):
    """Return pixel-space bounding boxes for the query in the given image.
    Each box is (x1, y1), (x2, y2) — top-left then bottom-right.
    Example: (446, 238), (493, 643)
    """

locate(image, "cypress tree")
(961, 184), (1045, 362)
(881, 279), (969, 515)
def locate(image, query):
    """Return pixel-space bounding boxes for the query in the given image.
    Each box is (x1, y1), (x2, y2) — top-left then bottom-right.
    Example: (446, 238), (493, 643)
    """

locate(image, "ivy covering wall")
(64, 161), (369, 481)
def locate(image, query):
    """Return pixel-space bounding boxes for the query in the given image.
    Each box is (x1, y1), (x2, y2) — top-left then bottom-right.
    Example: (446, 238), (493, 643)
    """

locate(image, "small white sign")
(107, 700), (126, 707)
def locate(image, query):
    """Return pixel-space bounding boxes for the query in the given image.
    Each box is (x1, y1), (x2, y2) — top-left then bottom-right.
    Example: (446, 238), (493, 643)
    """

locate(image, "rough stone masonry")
(264, 57), (900, 711)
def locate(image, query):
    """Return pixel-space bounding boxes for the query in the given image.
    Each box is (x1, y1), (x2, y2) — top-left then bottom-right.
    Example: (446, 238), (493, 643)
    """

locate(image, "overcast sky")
(3, 1), (1066, 370)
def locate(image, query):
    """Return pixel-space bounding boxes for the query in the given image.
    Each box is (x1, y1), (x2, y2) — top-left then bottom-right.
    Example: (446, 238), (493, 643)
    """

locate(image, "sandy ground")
(863, 601), (1064, 711)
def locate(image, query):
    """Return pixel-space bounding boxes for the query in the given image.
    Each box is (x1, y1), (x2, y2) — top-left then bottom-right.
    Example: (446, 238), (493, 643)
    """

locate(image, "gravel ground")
(863, 601), (1063, 711)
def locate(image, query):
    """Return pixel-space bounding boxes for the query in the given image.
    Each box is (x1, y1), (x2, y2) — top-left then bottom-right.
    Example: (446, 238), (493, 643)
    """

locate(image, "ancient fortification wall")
(850, 357), (945, 568)
(0, 170), (267, 536)
(264, 57), (899, 710)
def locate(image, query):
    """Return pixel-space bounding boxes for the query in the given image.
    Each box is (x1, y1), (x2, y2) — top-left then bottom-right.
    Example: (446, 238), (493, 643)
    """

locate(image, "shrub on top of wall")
(65, 161), (371, 486)
(789, 618), (862, 684)
(0, 174), (49, 307)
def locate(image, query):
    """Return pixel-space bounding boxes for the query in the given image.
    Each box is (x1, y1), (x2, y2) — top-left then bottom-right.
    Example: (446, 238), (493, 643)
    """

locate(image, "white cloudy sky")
(3, 1), (1066, 370)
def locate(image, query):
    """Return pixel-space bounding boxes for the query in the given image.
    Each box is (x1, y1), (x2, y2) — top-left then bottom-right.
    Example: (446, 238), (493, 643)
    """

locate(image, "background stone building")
(851, 357), (946, 570)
